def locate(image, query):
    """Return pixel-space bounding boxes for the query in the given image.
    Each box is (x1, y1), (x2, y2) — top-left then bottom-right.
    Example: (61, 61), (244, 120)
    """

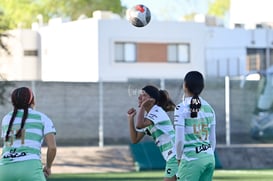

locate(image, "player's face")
(138, 90), (150, 107)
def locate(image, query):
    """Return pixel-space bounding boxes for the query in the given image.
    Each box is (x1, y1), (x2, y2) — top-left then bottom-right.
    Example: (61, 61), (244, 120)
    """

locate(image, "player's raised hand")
(127, 108), (136, 118)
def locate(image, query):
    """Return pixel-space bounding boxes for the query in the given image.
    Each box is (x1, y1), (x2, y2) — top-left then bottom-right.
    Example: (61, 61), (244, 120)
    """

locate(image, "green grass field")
(48, 169), (273, 181)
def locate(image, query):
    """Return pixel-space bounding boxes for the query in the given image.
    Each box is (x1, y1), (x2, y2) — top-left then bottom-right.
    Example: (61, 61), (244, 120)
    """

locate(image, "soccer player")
(127, 85), (178, 181)
(174, 71), (216, 181)
(0, 87), (57, 181)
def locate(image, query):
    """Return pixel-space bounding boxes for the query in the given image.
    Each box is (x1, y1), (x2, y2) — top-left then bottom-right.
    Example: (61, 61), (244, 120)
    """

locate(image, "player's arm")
(174, 105), (184, 163)
(135, 104), (153, 129)
(43, 133), (57, 177)
(175, 125), (184, 163)
(127, 108), (145, 143)
(209, 124), (216, 151)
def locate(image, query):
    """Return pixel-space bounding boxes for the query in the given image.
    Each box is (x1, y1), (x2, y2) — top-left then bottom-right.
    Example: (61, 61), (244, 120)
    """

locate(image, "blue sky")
(121, 0), (273, 24)
(120, 0), (211, 21)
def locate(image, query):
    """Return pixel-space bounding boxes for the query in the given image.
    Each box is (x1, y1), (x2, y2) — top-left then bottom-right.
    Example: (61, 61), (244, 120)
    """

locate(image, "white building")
(206, 27), (273, 77)
(0, 29), (41, 80)
(1, 13), (273, 82)
(38, 18), (205, 82)
(229, 0), (273, 29)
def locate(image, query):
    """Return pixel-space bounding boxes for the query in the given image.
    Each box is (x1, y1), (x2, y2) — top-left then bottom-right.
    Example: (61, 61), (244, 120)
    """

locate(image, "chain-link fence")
(0, 77), (271, 146)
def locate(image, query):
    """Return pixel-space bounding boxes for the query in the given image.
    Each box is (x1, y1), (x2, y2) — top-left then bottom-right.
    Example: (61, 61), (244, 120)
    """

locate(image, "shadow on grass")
(213, 174), (273, 181)
(49, 178), (162, 181)
(48, 169), (273, 181)
(48, 171), (163, 181)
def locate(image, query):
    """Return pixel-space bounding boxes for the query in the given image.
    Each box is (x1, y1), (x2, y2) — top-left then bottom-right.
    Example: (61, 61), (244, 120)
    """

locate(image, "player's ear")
(30, 99), (35, 108)
(183, 83), (187, 90)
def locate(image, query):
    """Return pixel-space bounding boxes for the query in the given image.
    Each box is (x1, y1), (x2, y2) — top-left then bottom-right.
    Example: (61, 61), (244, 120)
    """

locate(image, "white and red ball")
(126, 4), (151, 27)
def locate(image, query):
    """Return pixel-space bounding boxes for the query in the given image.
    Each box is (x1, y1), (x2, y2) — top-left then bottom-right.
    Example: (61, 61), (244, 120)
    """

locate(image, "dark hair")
(184, 71), (204, 118)
(5, 87), (34, 141)
(142, 85), (176, 112)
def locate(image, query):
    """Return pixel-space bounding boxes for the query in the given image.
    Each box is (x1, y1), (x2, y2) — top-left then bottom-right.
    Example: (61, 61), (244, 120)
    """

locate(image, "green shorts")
(177, 155), (215, 181)
(164, 156), (178, 178)
(0, 159), (46, 181)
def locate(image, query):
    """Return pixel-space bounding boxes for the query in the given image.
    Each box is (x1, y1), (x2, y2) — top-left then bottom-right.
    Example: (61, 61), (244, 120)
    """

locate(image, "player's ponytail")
(5, 109), (17, 141)
(190, 94), (201, 118)
(5, 87), (34, 141)
(158, 90), (176, 112)
(184, 71), (204, 118)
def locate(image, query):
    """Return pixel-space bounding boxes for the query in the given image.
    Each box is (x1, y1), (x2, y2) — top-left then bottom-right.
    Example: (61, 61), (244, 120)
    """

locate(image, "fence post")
(160, 78), (165, 90)
(225, 76), (230, 146)
(99, 80), (104, 147)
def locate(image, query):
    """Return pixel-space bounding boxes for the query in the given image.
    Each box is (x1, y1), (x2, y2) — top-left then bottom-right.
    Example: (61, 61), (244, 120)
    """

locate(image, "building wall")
(98, 20), (206, 82)
(229, 0), (273, 29)
(2, 18), (273, 82)
(0, 29), (40, 80)
(38, 19), (206, 82)
(38, 18), (100, 82)
(205, 27), (273, 77)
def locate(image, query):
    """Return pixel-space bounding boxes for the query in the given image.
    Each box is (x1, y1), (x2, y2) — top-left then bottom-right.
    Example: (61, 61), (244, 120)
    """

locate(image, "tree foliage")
(0, 15), (14, 106)
(0, 0), (124, 29)
(208, 0), (230, 17)
(0, 1), (124, 105)
(183, 13), (197, 21)
(0, 27), (14, 105)
(179, 0), (230, 21)
(0, 10), (10, 53)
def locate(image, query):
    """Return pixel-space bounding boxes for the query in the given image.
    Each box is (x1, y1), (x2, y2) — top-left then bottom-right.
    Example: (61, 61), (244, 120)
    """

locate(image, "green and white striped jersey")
(144, 105), (176, 161)
(0, 108), (56, 165)
(174, 97), (216, 161)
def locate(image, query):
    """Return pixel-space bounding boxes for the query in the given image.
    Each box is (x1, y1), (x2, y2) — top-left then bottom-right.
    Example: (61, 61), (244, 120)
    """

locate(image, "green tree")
(34, 0), (125, 26)
(0, 0), (125, 29)
(0, 0), (124, 104)
(0, 9), (16, 105)
(208, 0), (230, 18)
(0, 10), (9, 53)
(183, 12), (198, 21)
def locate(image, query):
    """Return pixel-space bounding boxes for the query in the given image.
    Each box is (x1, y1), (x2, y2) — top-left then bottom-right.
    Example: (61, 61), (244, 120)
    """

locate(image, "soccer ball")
(126, 4), (151, 27)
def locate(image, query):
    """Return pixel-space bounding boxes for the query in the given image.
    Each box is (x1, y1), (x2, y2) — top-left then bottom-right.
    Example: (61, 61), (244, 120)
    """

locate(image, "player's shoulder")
(175, 102), (186, 111)
(29, 109), (51, 120)
(200, 97), (214, 108)
(29, 108), (43, 115)
(150, 105), (164, 114)
(1, 112), (13, 125)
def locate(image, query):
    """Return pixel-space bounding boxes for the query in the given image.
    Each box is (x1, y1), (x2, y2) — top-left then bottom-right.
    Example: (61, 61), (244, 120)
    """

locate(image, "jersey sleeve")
(145, 106), (160, 124)
(174, 103), (186, 126)
(1, 120), (4, 138)
(42, 114), (56, 135)
(1, 114), (9, 139)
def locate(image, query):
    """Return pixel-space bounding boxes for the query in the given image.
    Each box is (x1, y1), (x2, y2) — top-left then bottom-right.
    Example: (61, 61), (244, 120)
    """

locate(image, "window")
(246, 48), (266, 71)
(247, 48), (273, 71)
(168, 44), (190, 63)
(270, 49), (273, 67)
(115, 43), (136, 62)
(24, 50), (38, 56)
(115, 42), (190, 63)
